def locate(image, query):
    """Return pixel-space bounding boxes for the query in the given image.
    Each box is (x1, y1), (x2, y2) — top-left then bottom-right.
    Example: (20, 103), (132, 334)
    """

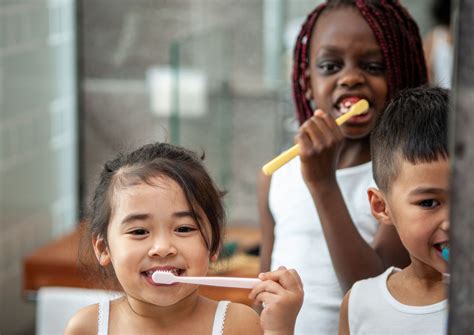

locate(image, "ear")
(210, 252), (219, 262)
(93, 235), (111, 267)
(367, 187), (393, 226)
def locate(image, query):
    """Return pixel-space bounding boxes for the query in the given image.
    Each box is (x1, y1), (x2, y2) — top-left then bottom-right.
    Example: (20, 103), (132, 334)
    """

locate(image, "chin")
(342, 131), (371, 141)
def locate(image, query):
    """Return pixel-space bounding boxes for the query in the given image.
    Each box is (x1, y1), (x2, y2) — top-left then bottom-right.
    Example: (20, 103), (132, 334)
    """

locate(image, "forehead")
(391, 158), (450, 193)
(112, 176), (186, 211)
(311, 6), (380, 55)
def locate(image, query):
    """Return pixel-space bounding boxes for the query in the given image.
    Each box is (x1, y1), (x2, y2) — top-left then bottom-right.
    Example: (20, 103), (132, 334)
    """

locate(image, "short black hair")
(371, 86), (449, 192)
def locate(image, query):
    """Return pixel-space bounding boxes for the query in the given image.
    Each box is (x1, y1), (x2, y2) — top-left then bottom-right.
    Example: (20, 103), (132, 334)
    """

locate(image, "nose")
(148, 233), (177, 258)
(439, 205), (450, 231)
(337, 66), (365, 88)
(440, 219), (450, 232)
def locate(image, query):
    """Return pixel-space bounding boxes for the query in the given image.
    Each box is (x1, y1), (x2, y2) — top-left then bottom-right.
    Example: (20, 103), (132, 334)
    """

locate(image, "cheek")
(373, 79), (388, 103)
(311, 75), (331, 97)
(310, 81), (335, 112)
(108, 239), (144, 266)
(399, 220), (432, 248)
(186, 239), (211, 270)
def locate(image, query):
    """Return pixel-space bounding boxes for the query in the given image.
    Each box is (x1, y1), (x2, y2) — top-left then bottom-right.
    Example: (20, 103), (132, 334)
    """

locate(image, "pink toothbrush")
(152, 271), (261, 289)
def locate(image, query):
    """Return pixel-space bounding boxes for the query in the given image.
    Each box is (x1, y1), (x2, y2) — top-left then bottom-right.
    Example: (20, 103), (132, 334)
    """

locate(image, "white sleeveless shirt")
(431, 27), (453, 89)
(269, 157), (378, 334)
(97, 300), (230, 334)
(349, 267), (448, 334)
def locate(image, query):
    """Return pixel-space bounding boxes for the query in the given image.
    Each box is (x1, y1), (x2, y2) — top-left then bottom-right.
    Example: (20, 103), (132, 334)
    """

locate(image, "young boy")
(339, 86), (450, 334)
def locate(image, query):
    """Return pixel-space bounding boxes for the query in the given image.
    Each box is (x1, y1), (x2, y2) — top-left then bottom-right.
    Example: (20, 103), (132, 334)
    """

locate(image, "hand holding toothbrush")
(152, 266), (303, 335)
(249, 266), (304, 335)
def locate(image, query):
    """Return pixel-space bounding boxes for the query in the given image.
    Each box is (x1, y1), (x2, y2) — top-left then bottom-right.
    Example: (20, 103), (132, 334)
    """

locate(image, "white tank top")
(97, 300), (230, 334)
(349, 267), (448, 334)
(269, 157), (378, 334)
(431, 27), (453, 89)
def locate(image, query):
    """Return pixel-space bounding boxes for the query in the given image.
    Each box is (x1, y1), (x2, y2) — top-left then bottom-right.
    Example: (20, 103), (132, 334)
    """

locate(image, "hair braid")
(292, 4), (327, 125)
(291, 0), (427, 125)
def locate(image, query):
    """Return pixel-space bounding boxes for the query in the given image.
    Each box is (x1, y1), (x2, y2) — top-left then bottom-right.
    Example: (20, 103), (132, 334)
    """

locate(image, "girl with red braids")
(258, 1), (427, 333)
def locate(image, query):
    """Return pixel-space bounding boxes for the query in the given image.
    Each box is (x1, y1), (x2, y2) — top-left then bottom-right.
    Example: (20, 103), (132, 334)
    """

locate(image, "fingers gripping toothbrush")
(261, 99), (369, 176)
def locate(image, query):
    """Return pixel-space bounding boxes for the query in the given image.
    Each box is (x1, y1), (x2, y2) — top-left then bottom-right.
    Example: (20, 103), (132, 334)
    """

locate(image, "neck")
(404, 258), (445, 284)
(388, 262), (447, 306)
(337, 136), (371, 169)
(125, 291), (202, 326)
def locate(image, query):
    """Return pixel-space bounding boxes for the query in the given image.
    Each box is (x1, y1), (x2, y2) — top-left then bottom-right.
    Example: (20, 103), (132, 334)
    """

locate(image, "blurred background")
(0, 0), (451, 333)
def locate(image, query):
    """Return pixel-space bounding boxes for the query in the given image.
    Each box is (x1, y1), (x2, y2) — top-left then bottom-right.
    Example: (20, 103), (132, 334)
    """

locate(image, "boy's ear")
(93, 236), (111, 266)
(367, 187), (392, 226)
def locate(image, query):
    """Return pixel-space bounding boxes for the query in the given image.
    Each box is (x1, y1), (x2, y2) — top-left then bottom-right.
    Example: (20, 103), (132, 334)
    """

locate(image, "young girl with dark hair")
(259, 1), (428, 333)
(66, 142), (303, 335)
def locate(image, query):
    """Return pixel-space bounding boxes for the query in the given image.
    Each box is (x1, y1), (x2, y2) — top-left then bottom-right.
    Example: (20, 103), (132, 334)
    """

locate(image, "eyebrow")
(120, 210), (200, 225)
(408, 187), (447, 196)
(318, 46), (382, 58)
(174, 210), (201, 221)
(121, 213), (150, 225)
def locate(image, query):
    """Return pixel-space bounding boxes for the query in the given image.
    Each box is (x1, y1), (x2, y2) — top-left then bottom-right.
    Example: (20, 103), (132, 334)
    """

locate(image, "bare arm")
(338, 289), (351, 335)
(298, 110), (409, 292)
(258, 172), (275, 273)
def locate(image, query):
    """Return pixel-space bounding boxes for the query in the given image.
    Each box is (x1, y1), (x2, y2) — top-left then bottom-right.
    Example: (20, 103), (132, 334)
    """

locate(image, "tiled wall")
(0, 0), (77, 333)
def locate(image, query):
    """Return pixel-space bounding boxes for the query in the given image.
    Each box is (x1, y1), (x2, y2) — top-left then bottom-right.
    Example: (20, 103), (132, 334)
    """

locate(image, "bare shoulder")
(64, 303), (99, 335)
(224, 302), (263, 335)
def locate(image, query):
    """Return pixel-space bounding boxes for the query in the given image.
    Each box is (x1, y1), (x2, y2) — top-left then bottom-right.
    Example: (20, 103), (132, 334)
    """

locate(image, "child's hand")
(296, 109), (344, 186)
(249, 266), (304, 335)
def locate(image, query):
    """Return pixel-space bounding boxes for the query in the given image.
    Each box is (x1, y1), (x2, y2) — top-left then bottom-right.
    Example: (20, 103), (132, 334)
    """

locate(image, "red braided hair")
(292, 0), (428, 125)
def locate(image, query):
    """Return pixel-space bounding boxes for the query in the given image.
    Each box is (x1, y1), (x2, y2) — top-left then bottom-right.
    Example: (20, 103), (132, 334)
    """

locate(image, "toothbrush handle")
(178, 276), (261, 289)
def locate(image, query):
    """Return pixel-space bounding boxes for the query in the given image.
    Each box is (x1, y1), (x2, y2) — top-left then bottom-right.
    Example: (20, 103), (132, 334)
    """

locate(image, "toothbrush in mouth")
(262, 99), (369, 176)
(442, 247), (449, 262)
(152, 271), (261, 289)
(434, 241), (449, 262)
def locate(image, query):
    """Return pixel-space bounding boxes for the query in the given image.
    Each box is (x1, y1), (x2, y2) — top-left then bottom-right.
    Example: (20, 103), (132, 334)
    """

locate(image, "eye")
(317, 60), (342, 74)
(363, 62), (385, 75)
(128, 228), (148, 235)
(175, 226), (197, 234)
(419, 199), (440, 208)
(175, 225), (198, 234)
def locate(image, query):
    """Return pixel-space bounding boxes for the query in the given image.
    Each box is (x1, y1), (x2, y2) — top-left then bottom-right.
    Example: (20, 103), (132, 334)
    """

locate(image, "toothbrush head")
(152, 271), (177, 285)
(442, 247), (449, 262)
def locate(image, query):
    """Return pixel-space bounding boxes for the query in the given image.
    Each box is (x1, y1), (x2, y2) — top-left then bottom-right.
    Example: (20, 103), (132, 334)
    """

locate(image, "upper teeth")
(146, 269), (180, 276)
(339, 101), (356, 114)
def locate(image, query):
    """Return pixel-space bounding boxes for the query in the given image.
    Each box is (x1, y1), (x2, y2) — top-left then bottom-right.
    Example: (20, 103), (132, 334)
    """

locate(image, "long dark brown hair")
(80, 142), (226, 288)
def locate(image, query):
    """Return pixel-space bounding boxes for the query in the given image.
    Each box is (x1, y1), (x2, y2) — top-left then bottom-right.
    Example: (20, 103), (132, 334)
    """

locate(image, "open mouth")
(336, 97), (370, 116)
(433, 241), (449, 253)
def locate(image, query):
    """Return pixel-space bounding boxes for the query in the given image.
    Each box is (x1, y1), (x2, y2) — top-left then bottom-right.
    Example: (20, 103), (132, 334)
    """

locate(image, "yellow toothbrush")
(262, 99), (369, 176)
